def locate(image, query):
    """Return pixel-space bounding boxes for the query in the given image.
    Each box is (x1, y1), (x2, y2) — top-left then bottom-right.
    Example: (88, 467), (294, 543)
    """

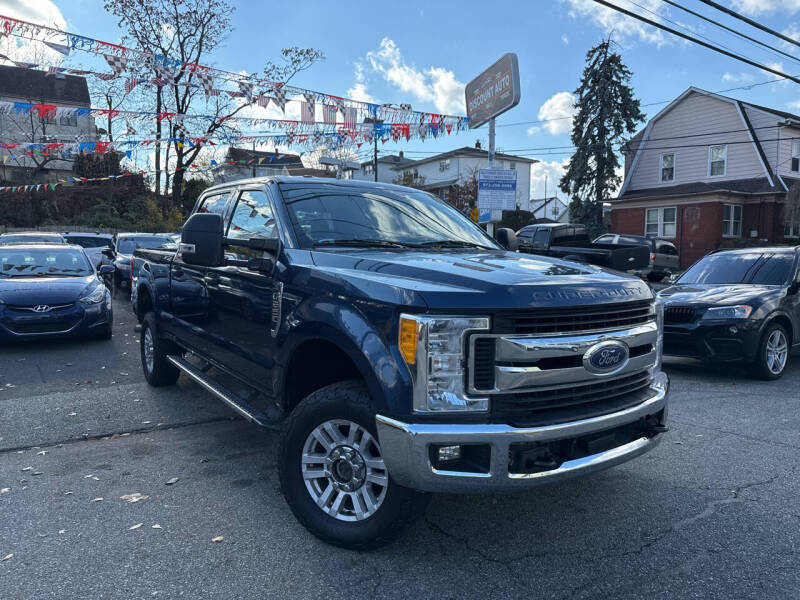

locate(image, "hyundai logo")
(33, 305), (51, 313)
(583, 341), (629, 375)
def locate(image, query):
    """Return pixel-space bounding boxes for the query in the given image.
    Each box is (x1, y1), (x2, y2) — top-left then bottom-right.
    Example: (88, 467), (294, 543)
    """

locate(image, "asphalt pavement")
(1, 294), (798, 599)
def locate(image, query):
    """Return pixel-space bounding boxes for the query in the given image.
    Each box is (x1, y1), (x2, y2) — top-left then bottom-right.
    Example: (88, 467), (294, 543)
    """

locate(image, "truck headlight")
(701, 305), (752, 320)
(80, 284), (106, 304)
(399, 314), (490, 413)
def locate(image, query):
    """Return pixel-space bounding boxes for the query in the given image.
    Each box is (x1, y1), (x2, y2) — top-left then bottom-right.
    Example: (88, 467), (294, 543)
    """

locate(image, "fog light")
(437, 445), (462, 462)
(728, 325), (738, 335)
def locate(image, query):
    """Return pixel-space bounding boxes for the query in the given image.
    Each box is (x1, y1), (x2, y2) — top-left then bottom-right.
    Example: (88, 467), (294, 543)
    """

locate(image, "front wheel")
(751, 323), (790, 380)
(278, 381), (427, 550)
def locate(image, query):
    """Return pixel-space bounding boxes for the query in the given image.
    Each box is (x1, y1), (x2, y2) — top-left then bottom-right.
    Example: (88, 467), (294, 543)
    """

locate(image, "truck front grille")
(491, 370), (652, 427)
(493, 300), (654, 335)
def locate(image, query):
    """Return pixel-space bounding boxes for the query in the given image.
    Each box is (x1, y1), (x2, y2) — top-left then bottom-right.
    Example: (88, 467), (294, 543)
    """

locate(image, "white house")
(390, 145), (536, 207)
(0, 65), (98, 184)
(352, 152), (415, 183)
(529, 196), (569, 222)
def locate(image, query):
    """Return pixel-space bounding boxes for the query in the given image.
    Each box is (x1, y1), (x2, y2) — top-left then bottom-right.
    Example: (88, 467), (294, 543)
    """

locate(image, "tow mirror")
(101, 248), (114, 259)
(98, 264), (115, 275)
(789, 280), (800, 295)
(495, 228), (519, 252)
(181, 213), (224, 267)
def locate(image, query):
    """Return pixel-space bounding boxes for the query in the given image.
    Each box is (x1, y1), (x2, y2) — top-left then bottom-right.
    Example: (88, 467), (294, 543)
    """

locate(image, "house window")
(363, 164), (373, 175)
(785, 209), (800, 238)
(708, 145), (727, 177)
(722, 204), (742, 237)
(439, 159), (450, 172)
(509, 161), (516, 170)
(792, 140), (800, 172)
(659, 152), (675, 182)
(439, 188), (449, 202)
(645, 207), (677, 237)
(59, 116), (77, 127)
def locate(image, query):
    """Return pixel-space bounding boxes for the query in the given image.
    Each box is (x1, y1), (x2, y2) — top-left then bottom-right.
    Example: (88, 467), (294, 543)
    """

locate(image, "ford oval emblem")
(583, 341), (629, 375)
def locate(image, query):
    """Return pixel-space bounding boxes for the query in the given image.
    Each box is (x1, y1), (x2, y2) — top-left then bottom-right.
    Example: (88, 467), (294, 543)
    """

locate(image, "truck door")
(201, 187), (280, 388)
(168, 190), (233, 355)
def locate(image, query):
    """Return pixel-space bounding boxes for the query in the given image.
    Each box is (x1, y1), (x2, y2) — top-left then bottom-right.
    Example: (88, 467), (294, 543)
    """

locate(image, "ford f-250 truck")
(132, 177), (669, 550)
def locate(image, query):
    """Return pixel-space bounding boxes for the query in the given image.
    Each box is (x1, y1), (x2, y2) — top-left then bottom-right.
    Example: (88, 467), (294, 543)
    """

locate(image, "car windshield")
(0, 248), (91, 277)
(65, 236), (112, 249)
(0, 234), (65, 245)
(117, 236), (172, 254)
(280, 183), (499, 250)
(678, 252), (795, 285)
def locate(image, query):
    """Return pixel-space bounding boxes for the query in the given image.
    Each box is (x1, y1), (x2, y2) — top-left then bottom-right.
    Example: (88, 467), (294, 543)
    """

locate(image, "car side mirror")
(789, 281), (800, 295)
(101, 248), (115, 258)
(98, 264), (115, 275)
(495, 228), (519, 252)
(181, 213), (224, 267)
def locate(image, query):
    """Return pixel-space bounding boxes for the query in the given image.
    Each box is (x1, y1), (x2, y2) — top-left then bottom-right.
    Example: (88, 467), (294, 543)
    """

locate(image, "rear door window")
(532, 228), (550, 248)
(227, 190), (276, 240)
(197, 192), (231, 216)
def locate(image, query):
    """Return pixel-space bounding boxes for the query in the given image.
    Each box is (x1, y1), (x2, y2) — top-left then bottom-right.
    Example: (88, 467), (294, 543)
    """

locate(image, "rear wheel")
(140, 313), (180, 386)
(278, 381), (427, 550)
(751, 323), (790, 380)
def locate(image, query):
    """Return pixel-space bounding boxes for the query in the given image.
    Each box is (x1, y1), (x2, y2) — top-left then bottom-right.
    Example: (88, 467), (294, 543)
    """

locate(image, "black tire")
(751, 322), (791, 380)
(278, 380), (428, 550)
(140, 312), (180, 386)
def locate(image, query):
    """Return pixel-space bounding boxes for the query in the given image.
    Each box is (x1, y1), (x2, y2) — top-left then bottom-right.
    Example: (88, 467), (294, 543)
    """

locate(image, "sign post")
(465, 53), (521, 235)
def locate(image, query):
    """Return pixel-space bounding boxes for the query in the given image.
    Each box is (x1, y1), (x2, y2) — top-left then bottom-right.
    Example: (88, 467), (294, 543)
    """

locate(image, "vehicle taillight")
(650, 252), (656, 263)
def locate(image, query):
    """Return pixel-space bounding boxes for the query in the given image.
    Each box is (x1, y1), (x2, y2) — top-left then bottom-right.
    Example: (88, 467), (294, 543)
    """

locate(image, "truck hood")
(307, 248), (652, 309)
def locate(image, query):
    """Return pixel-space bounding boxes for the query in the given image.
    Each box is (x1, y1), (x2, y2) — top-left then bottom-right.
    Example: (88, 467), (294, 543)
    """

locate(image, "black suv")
(659, 247), (800, 378)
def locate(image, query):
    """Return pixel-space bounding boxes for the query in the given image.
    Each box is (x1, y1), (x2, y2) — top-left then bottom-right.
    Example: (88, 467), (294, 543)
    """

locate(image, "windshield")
(280, 183), (498, 250)
(117, 236), (172, 254)
(65, 236), (112, 249)
(678, 252), (795, 285)
(0, 248), (92, 277)
(0, 234), (65, 245)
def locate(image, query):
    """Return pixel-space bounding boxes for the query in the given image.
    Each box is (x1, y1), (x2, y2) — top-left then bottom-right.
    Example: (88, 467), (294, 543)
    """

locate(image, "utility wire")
(661, 0), (800, 66)
(591, 0), (800, 84)
(698, 0), (800, 50)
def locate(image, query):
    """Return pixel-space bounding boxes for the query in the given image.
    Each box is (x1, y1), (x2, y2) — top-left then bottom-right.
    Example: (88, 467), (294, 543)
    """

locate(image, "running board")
(166, 355), (280, 431)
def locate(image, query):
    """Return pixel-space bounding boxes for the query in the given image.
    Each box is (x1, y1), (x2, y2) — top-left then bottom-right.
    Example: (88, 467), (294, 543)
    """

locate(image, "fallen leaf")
(0, 488), (9, 494)
(21, 466), (32, 472)
(32, 472), (43, 476)
(92, 477), (100, 481)
(64, 491), (73, 496)
(165, 477), (179, 485)
(91, 497), (104, 502)
(211, 536), (224, 543)
(152, 524), (162, 529)
(128, 523), (143, 530)
(120, 493), (149, 503)
(58, 530), (66, 535)
(84, 474), (94, 478)
(1, 554), (12, 561)
(37, 450), (47, 456)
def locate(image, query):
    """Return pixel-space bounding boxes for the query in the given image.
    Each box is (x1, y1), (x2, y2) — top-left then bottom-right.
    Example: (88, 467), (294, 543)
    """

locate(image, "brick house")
(611, 87), (800, 268)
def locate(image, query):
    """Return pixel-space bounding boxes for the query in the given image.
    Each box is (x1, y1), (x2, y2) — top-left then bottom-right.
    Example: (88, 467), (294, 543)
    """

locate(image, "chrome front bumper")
(376, 372), (668, 493)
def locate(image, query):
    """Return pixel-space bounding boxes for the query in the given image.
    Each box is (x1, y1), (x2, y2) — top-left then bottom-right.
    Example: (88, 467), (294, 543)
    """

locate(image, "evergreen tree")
(560, 38), (644, 236)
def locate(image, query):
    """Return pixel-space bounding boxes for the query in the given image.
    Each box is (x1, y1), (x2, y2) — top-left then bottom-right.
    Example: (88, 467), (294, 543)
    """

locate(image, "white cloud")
(0, 0), (68, 64)
(530, 159), (569, 200)
(787, 99), (800, 110)
(347, 61), (377, 103)
(730, 0), (800, 14)
(561, 34), (569, 45)
(564, 0), (668, 45)
(364, 38), (465, 114)
(536, 92), (576, 135)
(722, 72), (755, 84)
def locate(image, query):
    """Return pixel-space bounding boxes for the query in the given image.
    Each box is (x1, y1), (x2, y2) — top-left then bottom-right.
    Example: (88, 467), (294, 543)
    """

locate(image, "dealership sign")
(465, 53), (521, 129)
(477, 168), (517, 222)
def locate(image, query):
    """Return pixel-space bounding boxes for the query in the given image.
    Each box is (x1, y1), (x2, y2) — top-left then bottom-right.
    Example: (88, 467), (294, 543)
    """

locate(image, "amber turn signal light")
(399, 316), (419, 365)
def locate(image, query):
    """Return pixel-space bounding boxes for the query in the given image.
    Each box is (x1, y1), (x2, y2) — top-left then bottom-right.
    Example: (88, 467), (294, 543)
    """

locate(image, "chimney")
(475, 139), (482, 150)
(399, 150), (404, 158)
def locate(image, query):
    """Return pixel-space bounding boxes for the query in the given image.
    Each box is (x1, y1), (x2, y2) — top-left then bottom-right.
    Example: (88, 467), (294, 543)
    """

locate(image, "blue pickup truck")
(132, 177), (669, 549)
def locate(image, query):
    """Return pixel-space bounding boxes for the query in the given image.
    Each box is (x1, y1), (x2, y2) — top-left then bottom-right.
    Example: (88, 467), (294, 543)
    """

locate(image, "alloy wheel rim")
(143, 328), (154, 373)
(766, 330), (788, 374)
(301, 419), (388, 522)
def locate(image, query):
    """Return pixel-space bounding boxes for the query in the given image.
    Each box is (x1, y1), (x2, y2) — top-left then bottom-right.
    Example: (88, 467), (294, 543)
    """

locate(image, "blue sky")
(6, 0), (800, 198)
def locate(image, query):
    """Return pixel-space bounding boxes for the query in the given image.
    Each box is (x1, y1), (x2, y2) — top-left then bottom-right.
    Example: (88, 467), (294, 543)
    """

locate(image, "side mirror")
(495, 228), (519, 252)
(98, 264), (115, 275)
(789, 281), (800, 295)
(181, 213), (224, 267)
(101, 248), (115, 258)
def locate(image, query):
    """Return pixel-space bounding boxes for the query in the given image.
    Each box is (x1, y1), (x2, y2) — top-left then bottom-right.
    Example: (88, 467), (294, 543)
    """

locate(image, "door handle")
(172, 266), (184, 277)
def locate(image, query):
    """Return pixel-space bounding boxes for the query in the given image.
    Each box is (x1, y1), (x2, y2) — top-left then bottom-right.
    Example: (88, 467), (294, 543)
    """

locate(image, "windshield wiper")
(312, 239), (412, 249)
(417, 240), (495, 250)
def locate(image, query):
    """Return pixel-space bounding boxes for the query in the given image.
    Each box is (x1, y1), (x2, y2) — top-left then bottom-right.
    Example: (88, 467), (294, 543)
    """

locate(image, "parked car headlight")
(80, 284), (107, 304)
(399, 314), (490, 413)
(701, 305), (752, 320)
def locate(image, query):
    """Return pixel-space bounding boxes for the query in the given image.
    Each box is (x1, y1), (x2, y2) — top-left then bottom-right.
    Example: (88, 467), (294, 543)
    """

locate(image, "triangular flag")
(44, 41), (70, 56)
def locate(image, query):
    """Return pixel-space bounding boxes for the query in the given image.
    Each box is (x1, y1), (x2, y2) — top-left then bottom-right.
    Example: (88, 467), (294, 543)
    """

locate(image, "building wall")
(611, 196), (786, 269)
(397, 155), (532, 208)
(352, 161), (398, 183)
(626, 91), (766, 192)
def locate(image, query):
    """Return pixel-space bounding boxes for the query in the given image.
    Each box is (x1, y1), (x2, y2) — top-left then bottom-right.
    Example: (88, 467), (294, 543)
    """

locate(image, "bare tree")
(103, 0), (322, 211)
